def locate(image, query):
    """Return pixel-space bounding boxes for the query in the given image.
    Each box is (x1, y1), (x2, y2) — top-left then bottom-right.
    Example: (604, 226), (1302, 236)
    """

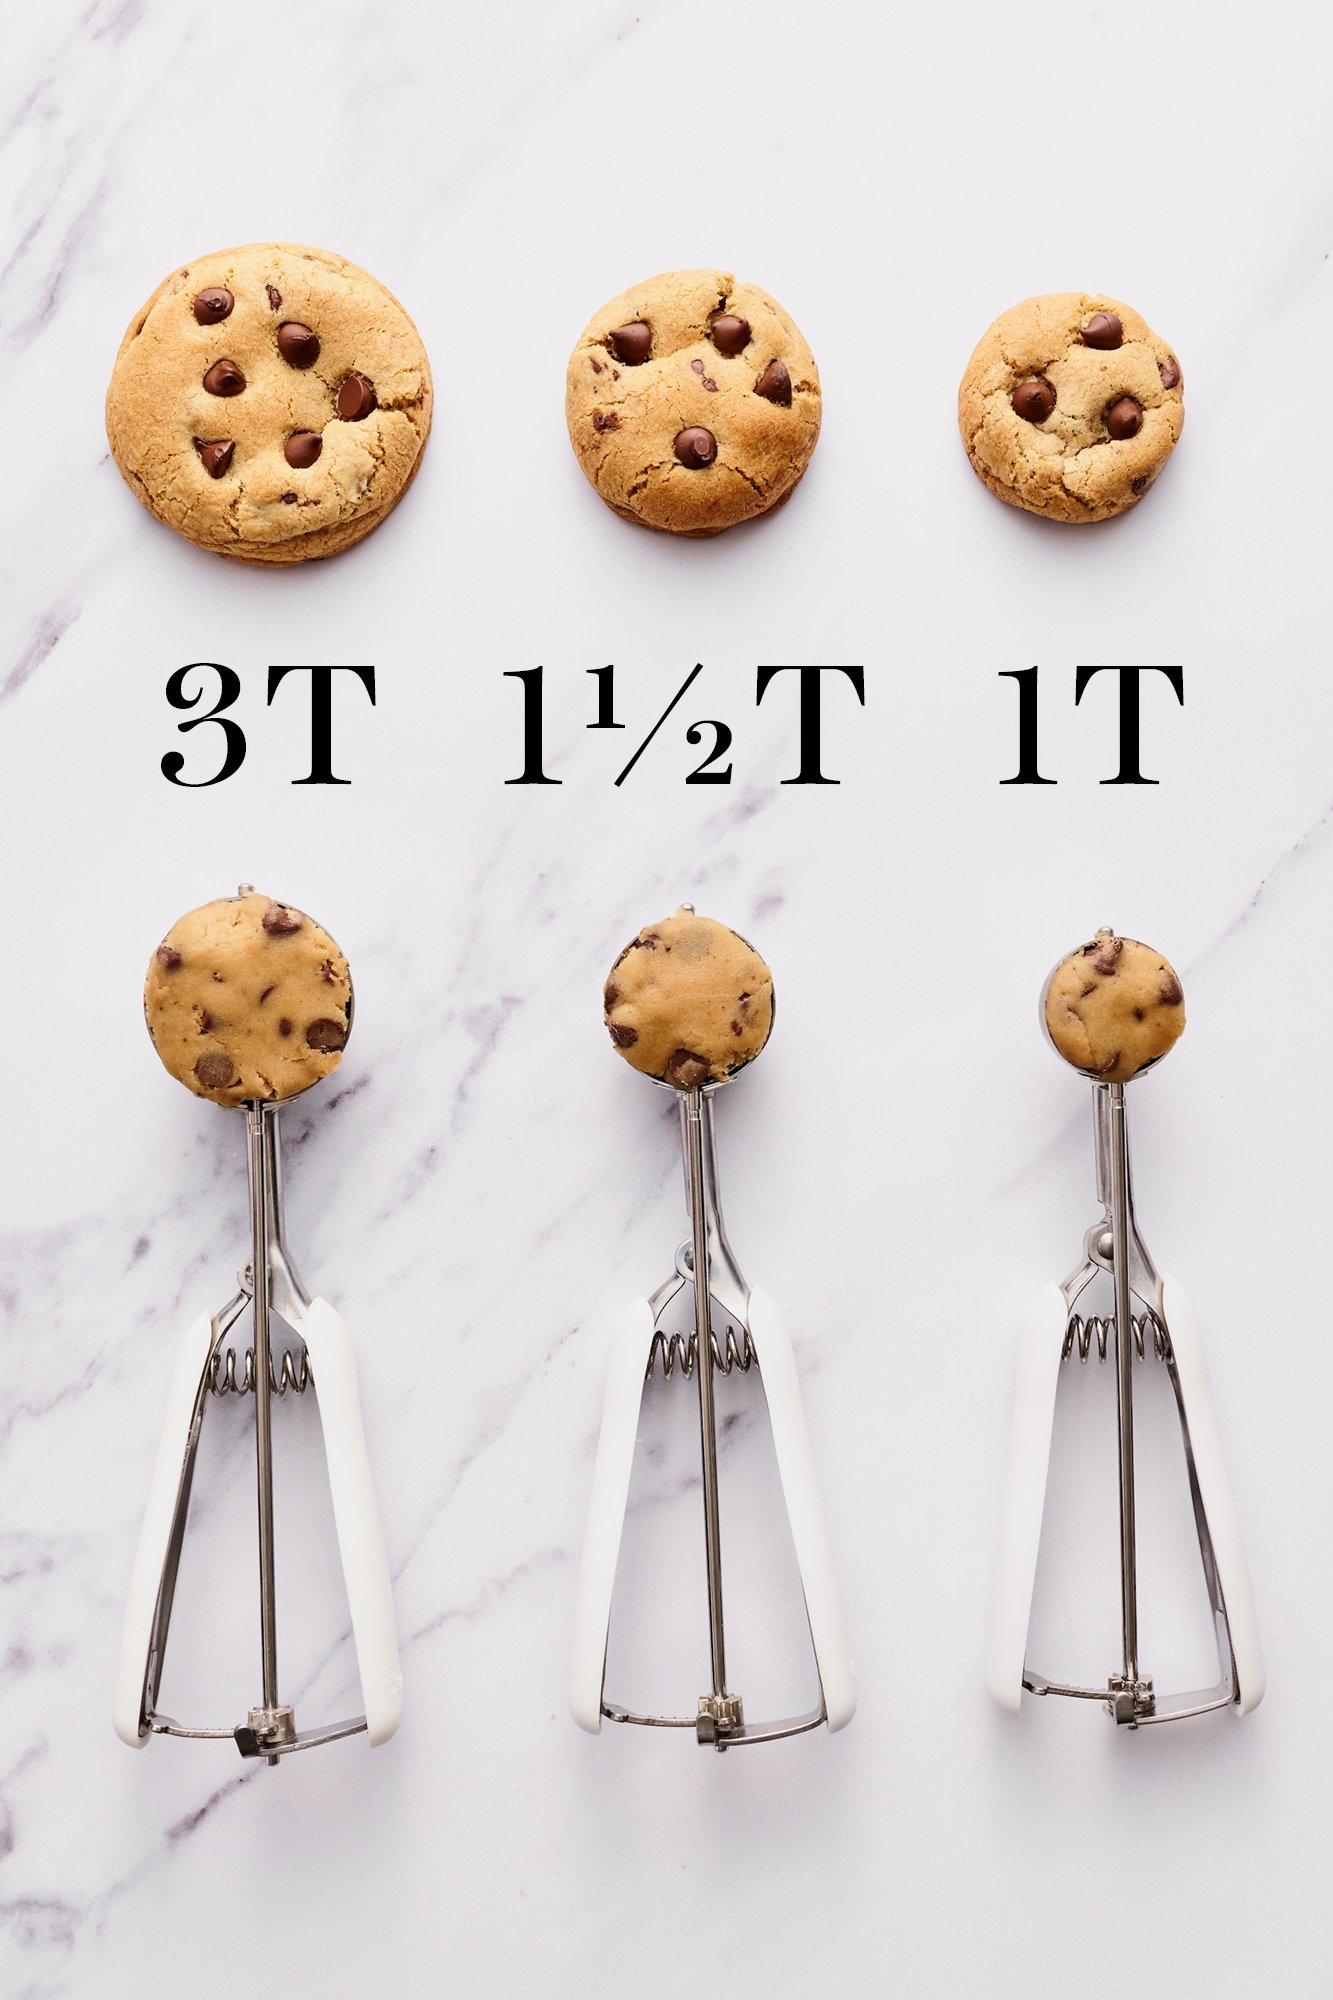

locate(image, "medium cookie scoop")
(1042, 929), (1184, 1085)
(145, 886), (352, 1107)
(603, 907), (774, 1088)
(566, 269), (821, 536)
(958, 292), (1184, 523)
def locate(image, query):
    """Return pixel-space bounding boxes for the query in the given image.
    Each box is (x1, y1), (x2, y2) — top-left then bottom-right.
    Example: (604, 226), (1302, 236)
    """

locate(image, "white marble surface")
(4, 1), (1333, 1993)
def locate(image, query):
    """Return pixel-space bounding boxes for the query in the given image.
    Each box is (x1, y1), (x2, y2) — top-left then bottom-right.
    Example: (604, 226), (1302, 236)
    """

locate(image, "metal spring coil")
(208, 1347), (311, 1396)
(1062, 1312), (1171, 1365)
(648, 1326), (757, 1381)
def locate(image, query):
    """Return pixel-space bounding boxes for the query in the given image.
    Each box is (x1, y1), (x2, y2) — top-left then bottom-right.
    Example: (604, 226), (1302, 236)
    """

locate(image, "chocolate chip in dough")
(195, 1052), (236, 1090)
(1160, 973), (1183, 1005)
(156, 945), (182, 970)
(263, 902), (304, 937)
(305, 1017), (347, 1052)
(266, 284), (282, 310)
(608, 1022), (638, 1048)
(665, 1049), (711, 1089)
(1158, 354), (1181, 390)
(193, 288), (234, 325)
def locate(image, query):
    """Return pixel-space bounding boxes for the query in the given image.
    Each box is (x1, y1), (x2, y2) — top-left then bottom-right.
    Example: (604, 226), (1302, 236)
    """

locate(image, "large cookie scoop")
(145, 885), (352, 1107)
(603, 905), (774, 1089)
(1042, 928), (1184, 1085)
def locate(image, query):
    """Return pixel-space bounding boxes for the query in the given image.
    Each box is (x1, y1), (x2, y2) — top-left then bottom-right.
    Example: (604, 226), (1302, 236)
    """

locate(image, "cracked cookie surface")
(958, 293), (1183, 523)
(604, 907), (774, 1086)
(566, 269), (820, 536)
(106, 242), (432, 564)
(146, 890), (352, 1106)
(1044, 930), (1184, 1084)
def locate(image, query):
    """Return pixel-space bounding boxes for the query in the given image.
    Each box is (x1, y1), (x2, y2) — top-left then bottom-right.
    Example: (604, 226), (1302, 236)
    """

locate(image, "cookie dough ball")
(958, 293), (1183, 523)
(604, 909), (773, 1087)
(145, 890), (352, 1106)
(106, 242), (432, 564)
(1044, 930), (1184, 1084)
(566, 269), (820, 536)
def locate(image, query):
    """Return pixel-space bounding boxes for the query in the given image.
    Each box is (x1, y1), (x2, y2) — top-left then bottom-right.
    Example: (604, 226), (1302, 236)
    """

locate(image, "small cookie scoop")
(603, 907), (774, 1089)
(1042, 928), (1184, 1085)
(145, 887), (352, 1107)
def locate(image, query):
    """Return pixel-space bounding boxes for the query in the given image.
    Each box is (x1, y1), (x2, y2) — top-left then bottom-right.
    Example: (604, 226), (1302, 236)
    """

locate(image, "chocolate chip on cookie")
(336, 372), (376, 421)
(276, 321), (321, 367)
(203, 359), (246, 397)
(194, 438), (235, 477)
(193, 288), (234, 325)
(566, 269), (821, 535)
(145, 889), (352, 1106)
(958, 293), (1184, 522)
(674, 426), (717, 468)
(607, 321), (652, 365)
(106, 241), (433, 564)
(603, 907), (774, 1085)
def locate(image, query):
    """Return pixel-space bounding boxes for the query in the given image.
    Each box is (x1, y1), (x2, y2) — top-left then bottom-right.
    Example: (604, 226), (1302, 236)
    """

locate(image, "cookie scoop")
(603, 906), (774, 1089)
(117, 885), (400, 1764)
(573, 904), (853, 1750)
(986, 928), (1261, 1729)
(145, 886), (352, 1106)
(1042, 929), (1184, 1085)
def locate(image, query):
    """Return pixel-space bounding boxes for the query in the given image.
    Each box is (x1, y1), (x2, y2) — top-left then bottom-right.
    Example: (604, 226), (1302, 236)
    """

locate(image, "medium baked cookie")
(604, 907), (774, 1087)
(566, 269), (820, 536)
(1044, 930), (1184, 1084)
(106, 243), (432, 564)
(146, 889), (352, 1107)
(958, 293), (1183, 523)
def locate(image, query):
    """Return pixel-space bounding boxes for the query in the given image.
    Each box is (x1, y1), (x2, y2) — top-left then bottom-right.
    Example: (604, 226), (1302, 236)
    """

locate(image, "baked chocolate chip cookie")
(1044, 930), (1184, 1084)
(106, 243), (432, 563)
(604, 908), (774, 1086)
(566, 270), (820, 536)
(146, 889), (352, 1106)
(958, 294), (1183, 523)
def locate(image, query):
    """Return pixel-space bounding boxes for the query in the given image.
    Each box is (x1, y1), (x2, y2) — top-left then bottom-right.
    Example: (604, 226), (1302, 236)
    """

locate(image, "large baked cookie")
(145, 889), (352, 1106)
(604, 908), (774, 1087)
(106, 243), (432, 563)
(566, 269), (820, 536)
(958, 293), (1183, 523)
(1044, 930), (1184, 1084)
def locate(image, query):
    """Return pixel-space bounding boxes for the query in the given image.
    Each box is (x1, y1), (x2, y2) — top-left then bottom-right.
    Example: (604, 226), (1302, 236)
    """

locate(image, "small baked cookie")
(958, 293), (1183, 523)
(1044, 930), (1184, 1085)
(146, 890), (352, 1107)
(566, 269), (820, 536)
(106, 243), (432, 563)
(604, 908), (774, 1087)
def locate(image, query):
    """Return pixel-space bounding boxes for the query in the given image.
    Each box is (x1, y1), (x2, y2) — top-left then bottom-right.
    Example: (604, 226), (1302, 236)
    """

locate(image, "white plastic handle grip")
(1161, 1275), (1265, 1713)
(302, 1299), (404, 1747)
(569, 1297), (654, 1734)
(746, 1288), (855, 1731)
(986, 1282), (1069, 1713)
(114, 1310), (218, 1748)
